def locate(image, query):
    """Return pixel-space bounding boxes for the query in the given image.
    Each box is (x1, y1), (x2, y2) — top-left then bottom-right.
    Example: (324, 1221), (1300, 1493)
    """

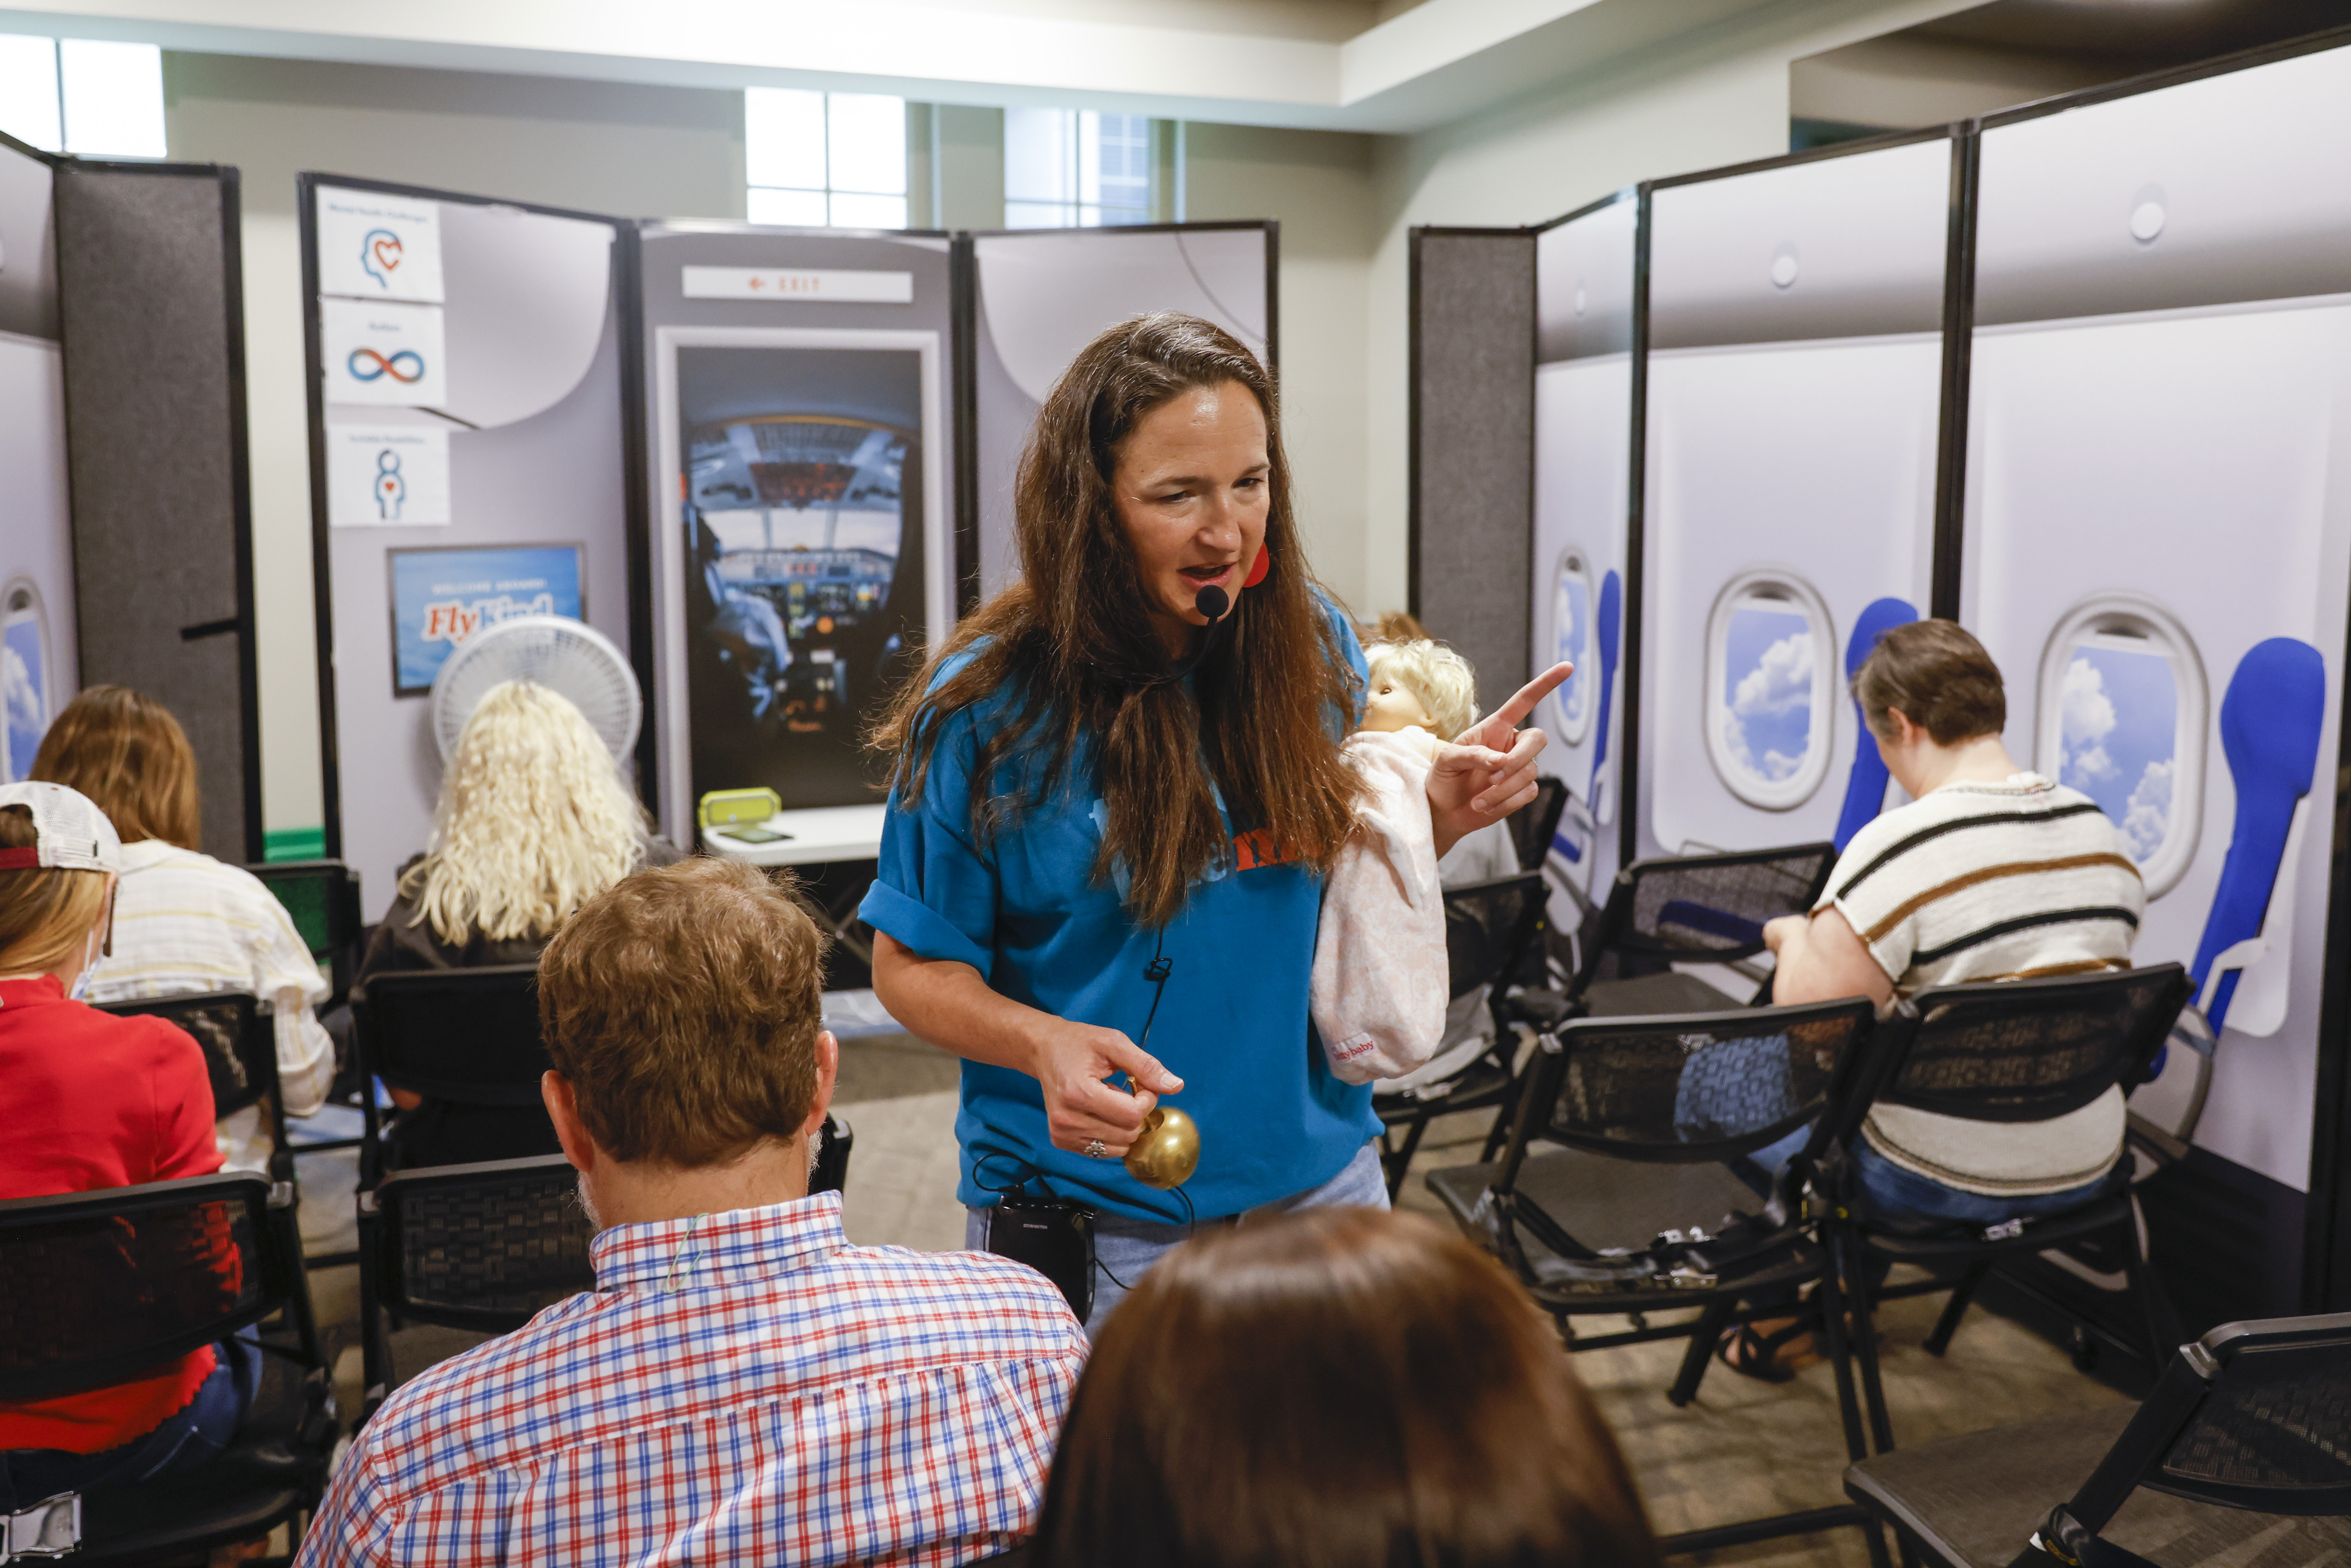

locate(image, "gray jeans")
(965, 1139), (1390, 1338)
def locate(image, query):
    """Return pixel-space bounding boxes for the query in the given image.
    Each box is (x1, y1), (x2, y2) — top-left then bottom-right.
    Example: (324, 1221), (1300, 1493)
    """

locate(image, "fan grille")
(430, 616), (642, 764)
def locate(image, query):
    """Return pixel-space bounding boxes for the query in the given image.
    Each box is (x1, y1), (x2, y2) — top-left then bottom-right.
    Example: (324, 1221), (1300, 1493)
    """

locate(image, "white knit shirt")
(85, 839), (335, 1174)
(1818, 774), (2144, 1197)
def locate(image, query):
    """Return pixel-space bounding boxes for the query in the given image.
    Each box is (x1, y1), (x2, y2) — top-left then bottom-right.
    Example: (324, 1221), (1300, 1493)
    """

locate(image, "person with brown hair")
(300, 856), (1086, 1568)
(0, 783), (260, 1512)
(33, 685), (333, 1174)
(863, 312), (1563, 1332)
(1030, 1206), (1660, 1568)
(1732, 618), (2144, 1376)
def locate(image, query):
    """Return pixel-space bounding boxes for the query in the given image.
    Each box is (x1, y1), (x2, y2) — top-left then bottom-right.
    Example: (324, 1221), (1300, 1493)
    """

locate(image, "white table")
(699, 803), (887, 866)
(702, 804), (888, 961)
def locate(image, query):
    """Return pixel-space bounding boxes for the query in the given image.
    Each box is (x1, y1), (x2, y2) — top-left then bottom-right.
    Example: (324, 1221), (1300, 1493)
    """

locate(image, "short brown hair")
(32, 686), (201, 849)
(535, 856), (829, 1168)
(1031, 1207), (1660, 1568)
(0, 806), (110, 975)
(1853, 619), (2006, 747)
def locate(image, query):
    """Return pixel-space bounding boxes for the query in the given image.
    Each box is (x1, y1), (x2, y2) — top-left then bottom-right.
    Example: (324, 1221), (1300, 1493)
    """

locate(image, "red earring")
(1243, 546), (1270, 588)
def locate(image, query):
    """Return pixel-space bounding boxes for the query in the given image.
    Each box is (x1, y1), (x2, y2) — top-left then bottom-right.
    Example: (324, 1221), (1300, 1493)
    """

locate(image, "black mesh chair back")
(358, 964), (549, 1106)
(1574, 843), (1836, 992)
(1516, 996), (1876, 1169)
(93, 991), (274, 1124)
(2025, 1312), (2351, 1564)
(2155, 1316), (2351, 1507)
(369, 1156), (594, 1332)
(1510, 776), (1572, 873)
(1444, 871), (1549, 1001)
(1848, 964), (2193, 1138)
(0, 1174), (278, 1403)
(246, 859), (363, 1011)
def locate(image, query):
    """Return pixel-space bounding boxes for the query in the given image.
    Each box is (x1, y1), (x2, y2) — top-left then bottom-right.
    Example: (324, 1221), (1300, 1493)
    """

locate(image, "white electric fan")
(430, 615), (642, 764)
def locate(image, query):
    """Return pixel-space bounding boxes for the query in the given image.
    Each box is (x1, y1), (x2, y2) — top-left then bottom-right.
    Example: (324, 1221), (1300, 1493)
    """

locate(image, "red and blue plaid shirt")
(298, 1192), (1087, 1566)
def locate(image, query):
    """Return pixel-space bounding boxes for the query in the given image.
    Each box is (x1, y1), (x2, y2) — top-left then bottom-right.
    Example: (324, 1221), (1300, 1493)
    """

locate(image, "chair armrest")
(1498, 988), (1575, 1029)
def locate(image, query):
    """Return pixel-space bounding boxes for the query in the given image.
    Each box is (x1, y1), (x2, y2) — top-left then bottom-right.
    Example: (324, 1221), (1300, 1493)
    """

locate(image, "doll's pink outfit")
(1311, 729), (1449, 1085)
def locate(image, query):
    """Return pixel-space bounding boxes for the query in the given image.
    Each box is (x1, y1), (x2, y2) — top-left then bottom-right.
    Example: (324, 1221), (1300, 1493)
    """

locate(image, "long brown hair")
(32, 685), (201, 849)
(871, 313), (1362, 927)
(1031, 1207), (1661, 1568)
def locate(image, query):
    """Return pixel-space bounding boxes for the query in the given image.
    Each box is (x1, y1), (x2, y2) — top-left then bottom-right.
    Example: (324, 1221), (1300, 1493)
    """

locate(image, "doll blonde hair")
(403, 680), (651, 946)
(1366, 639), (1479, 742)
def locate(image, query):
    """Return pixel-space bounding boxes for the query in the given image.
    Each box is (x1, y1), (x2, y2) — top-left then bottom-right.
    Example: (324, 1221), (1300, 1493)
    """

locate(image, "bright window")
(1550, 547), (1594, 744)
(1704, 571), (1836, 810)
(0, 36), (166, 157)
(2037, 596), (2206, 897)
(1005, 109), (1152, 228)
(745, 88), (908, 230)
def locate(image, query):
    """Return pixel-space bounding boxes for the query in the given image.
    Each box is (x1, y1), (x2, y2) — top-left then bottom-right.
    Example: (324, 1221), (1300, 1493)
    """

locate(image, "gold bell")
(1123, 1105), (1200, 1190)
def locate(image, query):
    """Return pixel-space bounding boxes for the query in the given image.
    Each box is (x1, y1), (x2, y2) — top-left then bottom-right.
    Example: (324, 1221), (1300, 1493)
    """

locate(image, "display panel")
(0, 136), (75, 786)
(1961, 41), (2351, 1210)
(1635, 134), (1954, 862)
(657, 334), (941, 815)
(1530, 193), (1635, 919)
(970, 224), (1272, 602)
(637, 224), (956, 847)
(303, 177), (640, 921)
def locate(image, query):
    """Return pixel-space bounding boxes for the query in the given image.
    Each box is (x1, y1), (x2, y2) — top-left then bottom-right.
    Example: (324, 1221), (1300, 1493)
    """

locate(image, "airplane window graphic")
(1551, 550), (1593, 744)
(1720, 602), (1815, 786)
(2036, 597), (2205, 899)
(2060, 634), (2178, 866)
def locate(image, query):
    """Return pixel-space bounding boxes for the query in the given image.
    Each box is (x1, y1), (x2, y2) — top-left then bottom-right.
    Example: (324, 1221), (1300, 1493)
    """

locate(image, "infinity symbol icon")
(348, 347), (425, 383)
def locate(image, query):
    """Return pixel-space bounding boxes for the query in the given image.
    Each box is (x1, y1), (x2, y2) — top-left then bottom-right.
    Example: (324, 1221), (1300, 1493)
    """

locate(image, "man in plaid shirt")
(300, 856), (1088, 1566)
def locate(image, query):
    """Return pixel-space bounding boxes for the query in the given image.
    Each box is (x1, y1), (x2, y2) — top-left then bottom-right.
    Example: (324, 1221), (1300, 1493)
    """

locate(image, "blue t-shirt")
(858, 603), (1379, 1224)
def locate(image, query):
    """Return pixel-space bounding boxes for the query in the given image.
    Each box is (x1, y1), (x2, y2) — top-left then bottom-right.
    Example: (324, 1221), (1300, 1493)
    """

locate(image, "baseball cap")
(0, 782), (124, 874)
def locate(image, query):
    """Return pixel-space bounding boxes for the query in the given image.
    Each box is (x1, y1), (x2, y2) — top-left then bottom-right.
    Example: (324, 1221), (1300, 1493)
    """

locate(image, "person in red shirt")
(0, 782), (255, 1511)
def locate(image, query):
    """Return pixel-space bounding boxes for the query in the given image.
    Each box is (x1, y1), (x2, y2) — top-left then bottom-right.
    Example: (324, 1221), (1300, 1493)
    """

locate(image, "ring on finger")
(1084, 1138), (1108, 1159)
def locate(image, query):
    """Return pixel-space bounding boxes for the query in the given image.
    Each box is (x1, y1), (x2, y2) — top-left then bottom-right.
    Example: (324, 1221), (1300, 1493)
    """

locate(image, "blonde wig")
(1366, 639), (1479, 742)
(404, 681), (650, 947)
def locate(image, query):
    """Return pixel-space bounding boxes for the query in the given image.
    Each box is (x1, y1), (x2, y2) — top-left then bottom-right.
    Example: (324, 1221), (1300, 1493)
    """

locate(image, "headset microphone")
(1194, 584), (1230, 624)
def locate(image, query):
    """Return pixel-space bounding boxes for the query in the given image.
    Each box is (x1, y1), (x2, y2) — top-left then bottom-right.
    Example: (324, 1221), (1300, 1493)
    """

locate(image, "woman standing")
(864, 314), (1560, 1330)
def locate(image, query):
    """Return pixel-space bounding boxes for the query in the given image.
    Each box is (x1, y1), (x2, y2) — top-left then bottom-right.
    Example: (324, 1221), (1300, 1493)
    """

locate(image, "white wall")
(1359, 0), (1980, 619)
(1184, 123), (1378, 615)
(162, 52), (747, 842)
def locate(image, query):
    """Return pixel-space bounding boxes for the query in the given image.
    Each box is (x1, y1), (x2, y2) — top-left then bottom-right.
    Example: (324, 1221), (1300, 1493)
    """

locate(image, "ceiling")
(0, 0), (1796, 133)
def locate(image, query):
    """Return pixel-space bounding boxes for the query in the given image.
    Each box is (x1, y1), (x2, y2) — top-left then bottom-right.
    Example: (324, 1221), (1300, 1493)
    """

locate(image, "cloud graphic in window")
(1725, 623), (1813, 783)
(2061, 656), (2119, 784)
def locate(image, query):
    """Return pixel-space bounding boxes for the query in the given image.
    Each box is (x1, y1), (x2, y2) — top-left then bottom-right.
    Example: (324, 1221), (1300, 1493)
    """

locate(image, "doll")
(1312, 639), (1481, 1085)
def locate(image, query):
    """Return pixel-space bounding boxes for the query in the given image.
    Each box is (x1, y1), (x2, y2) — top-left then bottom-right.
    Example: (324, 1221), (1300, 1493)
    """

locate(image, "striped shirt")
(296, 1192), (1088, 1568)
(1817, 774), (2144, 1197)
(84, 839), (334, 1175)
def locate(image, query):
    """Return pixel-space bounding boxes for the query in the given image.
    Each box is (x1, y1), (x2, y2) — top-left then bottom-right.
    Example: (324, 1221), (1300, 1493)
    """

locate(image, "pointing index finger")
(1475, 662), (1572, 743)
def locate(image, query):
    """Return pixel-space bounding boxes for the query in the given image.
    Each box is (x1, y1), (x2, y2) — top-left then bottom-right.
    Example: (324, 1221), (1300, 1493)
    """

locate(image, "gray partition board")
(637, 224), (957, 846)
(53, 159), (256, 861)
(968, 223), (1274, 606)
(1530, 193), (1636, 911)
(1633, 131), (1957, 866)
(1410, 227), (1534, 704)
(0, 133), (77, 792)
(301, 175), (641, 923)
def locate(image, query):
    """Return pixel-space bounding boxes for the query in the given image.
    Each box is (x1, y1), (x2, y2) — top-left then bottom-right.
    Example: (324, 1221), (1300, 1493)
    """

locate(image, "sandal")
(1715, 1320), (1821, 1383)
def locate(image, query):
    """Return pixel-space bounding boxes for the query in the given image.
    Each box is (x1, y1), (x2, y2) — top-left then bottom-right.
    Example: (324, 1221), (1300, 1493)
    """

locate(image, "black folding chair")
(1845, 1311), (2351, 1567)
(0, 1172), (337, 1564)
(94, 992), (292, 1187)
(1571, 842), (1838, 1019)
(355, 1155), (593, 1426)
(1427, 997), (1890, 1563)
(355, 964), (555, 1184)
(245, 859), (364, 1014)
(1822, 965), (2194, 1459)
(1373, 870), (1560, 1197)
(1508, 775), (1572, 875)
(1454, 843), (1842, 1172)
